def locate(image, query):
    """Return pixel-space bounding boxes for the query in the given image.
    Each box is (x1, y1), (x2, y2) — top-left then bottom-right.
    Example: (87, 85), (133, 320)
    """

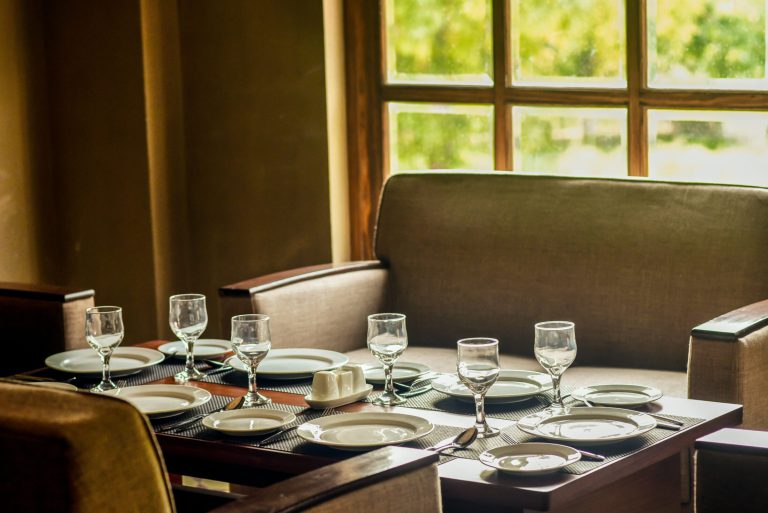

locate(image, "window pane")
(648, 0), (767, 90)
(388, 103), (494, 172)
(384, 0), (493, 85)
(648, 110), (768, 186)
(509, 0), (626, 87)
(512, 106), (627, 176)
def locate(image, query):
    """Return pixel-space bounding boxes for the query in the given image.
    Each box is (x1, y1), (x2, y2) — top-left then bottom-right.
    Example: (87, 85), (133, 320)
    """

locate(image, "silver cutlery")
(426, 426), (478, 453)
(501, 432), (606, 462)
(394, 373), (438, 392)
(157, 396), (244, 433)
(256, 408), (333, 447)
(580, 398), (682, 430)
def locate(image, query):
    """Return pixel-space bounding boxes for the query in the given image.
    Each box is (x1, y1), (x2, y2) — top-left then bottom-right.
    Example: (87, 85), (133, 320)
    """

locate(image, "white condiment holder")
(305, 364), (373, 409)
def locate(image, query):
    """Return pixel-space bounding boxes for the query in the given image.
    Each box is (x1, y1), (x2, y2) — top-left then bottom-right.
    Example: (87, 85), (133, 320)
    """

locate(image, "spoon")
(427, 426), (478, 453)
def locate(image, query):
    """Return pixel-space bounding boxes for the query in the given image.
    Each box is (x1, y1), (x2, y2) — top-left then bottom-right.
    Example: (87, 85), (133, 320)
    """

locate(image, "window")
(344, 0), (768, 258)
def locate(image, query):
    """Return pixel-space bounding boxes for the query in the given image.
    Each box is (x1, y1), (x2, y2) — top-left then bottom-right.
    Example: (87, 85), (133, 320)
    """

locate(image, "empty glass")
(85, 306), (124, 392)
(534, 321), (577, 411)
(231, 314), (272, 407)
(457, 337), (500, 438)
(367, 313), (408, 406)
(170, 294), (208, 383)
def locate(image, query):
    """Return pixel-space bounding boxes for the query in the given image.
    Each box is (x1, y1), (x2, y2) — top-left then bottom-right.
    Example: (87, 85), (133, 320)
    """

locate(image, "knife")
(157, 396), (243, 433)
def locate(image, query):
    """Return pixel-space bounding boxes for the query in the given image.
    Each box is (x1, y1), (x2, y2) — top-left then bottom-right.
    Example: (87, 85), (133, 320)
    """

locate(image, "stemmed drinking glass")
(457, 337), (500, 438)
(170, 294), (208, 383)
(231, 314), (272, 407)
(367, 313), (408, 406)
(534, 321), (577, 412)
(85, 306), (124, 392)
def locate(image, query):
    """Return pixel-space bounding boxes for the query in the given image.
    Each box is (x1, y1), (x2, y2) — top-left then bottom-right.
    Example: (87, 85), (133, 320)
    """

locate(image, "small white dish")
(516, 406), (656, 445)
(362, 362), (430, 384)
(158, 339), (231, 359)
(571, 384), (663, 407)
(202, 408), (296, 436)
(304, 384), (373, 409)
(479, 443), (581, 475)
(226, 348), (349, 380)
(45, 347), (165, 377)
(102, 384), (211, 418)
(296, 412), (433, 450)
(27, 381), (79, 391)
(432, 370), (552, 403)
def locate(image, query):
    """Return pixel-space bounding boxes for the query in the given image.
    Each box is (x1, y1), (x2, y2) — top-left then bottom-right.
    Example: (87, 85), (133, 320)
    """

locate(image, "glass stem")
(551, 374), (562, 405)
(248, 363), (259, 397)
(383, 362), (395, 395)
(185, 340), (195, 373)
(473, 393), (487, 428)
(101, 352), (111, 383)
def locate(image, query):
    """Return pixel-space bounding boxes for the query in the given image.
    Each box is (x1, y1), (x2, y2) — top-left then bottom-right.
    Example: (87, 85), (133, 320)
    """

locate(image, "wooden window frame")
(344, 0), (768, 260)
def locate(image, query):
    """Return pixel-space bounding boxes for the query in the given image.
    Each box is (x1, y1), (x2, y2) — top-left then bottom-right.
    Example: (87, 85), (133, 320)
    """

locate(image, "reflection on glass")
(510, 0), (626, 87)
(648, 109), (768, 186)
(512, 106), (627, 176)
(389, 102), (494, 172)
(648, 0), (767, 90)
(385, 0), (492, 85)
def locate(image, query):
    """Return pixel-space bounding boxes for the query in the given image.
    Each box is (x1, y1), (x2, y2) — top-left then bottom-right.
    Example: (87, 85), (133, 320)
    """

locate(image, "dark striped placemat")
(200, 370), (314, 396)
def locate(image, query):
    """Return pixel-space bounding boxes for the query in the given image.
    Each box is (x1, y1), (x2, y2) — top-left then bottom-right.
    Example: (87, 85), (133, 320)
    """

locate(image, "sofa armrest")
(219, 262), (388, 352)
(688, 299), (768, 428)
(210, 447), (440, 513)
(695, 428), (768, 513)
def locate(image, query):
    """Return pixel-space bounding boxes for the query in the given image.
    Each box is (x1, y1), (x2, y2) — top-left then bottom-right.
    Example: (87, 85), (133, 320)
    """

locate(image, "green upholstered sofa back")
(374, 172), (768, 370)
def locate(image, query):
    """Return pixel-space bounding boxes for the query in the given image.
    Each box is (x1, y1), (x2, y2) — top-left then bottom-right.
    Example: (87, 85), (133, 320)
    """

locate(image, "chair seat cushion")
(345, 346), (688, 399)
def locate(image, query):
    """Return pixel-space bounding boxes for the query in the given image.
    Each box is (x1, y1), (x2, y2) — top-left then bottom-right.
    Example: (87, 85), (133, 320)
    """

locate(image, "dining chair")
(0, 282), (94, 376)
(0, 380), (442, 513)
(695, 428), (768, 513)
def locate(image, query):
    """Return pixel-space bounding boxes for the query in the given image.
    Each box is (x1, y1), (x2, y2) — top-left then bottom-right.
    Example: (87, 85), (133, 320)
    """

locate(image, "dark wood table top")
(136, 340), (742, 512)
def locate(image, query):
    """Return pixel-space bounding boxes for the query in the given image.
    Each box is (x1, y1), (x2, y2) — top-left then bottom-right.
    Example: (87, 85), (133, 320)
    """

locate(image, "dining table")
(25, 339), (743, 513)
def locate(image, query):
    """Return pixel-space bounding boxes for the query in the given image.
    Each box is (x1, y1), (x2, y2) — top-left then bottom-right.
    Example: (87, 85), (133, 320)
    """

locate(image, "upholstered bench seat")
(344, 346), (688, 399)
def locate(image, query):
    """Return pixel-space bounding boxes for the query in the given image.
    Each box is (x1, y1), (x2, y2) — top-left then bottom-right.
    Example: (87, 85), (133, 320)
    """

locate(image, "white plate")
(516, 406), (657, 445)
(479, 443), (581, 475)
(296, 412), (434, 450)
(103, 385), (211, 418)
(432, 370), (553, 404)
(45, 347), (165, 377)
(27, 381), (79, 391)
(304, 385), (374, 409)
(226, 348), (349, 380)
(363, 362), (430, 384)
(571, 384), (663, 407)
(158, 339), (231, 359)
(202, 408), (296, 436)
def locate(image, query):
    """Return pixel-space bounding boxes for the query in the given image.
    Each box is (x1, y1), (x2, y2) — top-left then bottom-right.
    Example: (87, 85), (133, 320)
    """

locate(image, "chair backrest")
(0, 381), (175, 513)
(0, 283), (94, 375)
(375, 172), (768, 370)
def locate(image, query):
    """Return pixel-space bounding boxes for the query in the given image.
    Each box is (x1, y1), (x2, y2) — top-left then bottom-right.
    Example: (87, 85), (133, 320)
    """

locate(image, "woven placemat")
(201, 370), (314, 396)
(504, 412), (704, 474)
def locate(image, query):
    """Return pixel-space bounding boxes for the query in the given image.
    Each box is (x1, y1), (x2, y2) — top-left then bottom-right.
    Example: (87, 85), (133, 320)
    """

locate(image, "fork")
(394, 373), (438, 392)
(256, 408), (334, 447)
(501, 432), (606, 461)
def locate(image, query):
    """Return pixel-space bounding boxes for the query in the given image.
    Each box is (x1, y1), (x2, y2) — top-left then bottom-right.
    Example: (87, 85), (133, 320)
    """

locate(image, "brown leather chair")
(220, 171), (768, 428)
(0, 282), (94, 376)
(0, 380), (442, 513)
(695, 428), (768, 513)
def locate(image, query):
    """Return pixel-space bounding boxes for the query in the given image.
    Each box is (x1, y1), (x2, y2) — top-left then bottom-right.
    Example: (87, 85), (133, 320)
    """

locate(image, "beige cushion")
(346, 345), (687, 398)
(375, 172), (768, 371)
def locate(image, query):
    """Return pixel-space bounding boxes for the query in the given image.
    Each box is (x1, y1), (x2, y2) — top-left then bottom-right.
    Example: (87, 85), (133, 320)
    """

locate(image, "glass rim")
(535, 321), (575, 331)
(368, 312), (406, 322)
(170, 293), (206, 302)
(457, 337), (499, 347)
(232, 313), (270, 322)
(86, 306), (122, 314)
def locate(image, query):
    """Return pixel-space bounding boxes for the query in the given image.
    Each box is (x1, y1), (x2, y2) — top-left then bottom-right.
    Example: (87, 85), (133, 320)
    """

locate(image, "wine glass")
(231, 314), (272, 407)
(534, 321), (577, 412)
(170, 294), (208, 383)
(85, 306), (124, 392)
(457, 337), (500, 438)
(367, 313), (408, 406)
